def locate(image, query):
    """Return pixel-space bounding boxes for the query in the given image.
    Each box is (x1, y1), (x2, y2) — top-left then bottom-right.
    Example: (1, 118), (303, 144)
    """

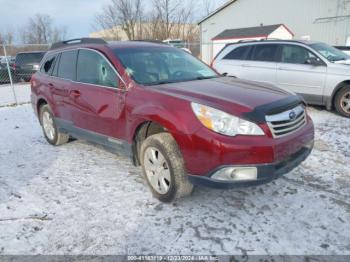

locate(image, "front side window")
(251, 44), (278, 62)
(57, 50), (78, 80)
(280, 45), (317, 64)
(113, 47), (218, 85)
(223, 45), (251, 60)
(77, 49), (118, 88)
(310, 42), (350, 62)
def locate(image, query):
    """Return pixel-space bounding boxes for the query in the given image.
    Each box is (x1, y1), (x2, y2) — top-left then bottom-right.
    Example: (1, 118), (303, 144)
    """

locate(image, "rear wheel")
(40, 104), (69, 145)
(140, 133), (193, 202)
(335, 86), (350, 118)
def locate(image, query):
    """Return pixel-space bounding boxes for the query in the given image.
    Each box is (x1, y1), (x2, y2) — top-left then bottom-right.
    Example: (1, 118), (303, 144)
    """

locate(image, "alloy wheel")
(340, 91), (350, 114)
(143, 147), (171, 194)
(42, 111), (55, 140)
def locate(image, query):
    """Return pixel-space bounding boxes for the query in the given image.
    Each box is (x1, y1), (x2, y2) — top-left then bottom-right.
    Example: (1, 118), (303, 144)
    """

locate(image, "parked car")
(31, 38), (314, 202)
(163, 39), (192, 53)
(212, 40), (350, 117)
(334, 46), (350, 56)
(0, 62), (15, 84)
(14, 51), (46, 82)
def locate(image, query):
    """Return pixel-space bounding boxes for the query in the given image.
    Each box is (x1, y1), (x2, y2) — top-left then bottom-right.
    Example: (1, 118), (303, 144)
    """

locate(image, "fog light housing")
(211, 167), (258, 181)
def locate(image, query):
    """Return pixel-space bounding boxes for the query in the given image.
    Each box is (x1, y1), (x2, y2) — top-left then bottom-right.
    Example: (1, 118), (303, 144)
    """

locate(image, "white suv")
(212, 40), (350, 117)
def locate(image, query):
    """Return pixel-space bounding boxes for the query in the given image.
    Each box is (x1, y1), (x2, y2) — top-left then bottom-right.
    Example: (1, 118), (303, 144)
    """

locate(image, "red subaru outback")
(31, 38), (314, 202)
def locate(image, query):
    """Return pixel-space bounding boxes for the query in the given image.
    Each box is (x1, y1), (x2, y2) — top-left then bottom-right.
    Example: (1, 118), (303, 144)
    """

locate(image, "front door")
(69, 48), (126, 140)
(276, 44), (327, 103)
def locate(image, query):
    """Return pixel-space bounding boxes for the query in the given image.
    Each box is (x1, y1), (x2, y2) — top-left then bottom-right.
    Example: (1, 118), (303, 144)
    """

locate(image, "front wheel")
(140, 133), (193, 202)
(335, 86), (350, 118)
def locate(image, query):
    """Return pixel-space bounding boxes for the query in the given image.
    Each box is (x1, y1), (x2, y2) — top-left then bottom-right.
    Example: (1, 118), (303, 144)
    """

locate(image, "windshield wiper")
(194, 76), (219, 80)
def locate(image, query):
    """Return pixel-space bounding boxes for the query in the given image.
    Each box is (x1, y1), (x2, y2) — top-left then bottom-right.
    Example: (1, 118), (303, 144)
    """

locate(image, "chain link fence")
(0, 44), (49, 107)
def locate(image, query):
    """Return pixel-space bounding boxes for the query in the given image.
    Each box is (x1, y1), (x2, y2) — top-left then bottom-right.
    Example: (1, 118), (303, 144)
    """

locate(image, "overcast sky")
(0, 0), (226, 41)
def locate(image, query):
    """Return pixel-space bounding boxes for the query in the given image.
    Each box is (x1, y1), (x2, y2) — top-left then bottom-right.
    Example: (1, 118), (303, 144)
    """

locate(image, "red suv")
(31, 38), (314, 202)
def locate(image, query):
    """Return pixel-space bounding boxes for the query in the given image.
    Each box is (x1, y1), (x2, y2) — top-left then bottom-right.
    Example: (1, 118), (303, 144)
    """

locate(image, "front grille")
(266, 104), (307, 138)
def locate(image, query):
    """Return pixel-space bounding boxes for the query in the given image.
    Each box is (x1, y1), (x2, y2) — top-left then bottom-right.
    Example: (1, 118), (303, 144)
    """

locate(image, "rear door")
(69, 48), (126, 139)
(214, 45), (252, 78)
(52, 50), (78, 121)
(275, 44), (327, 103)
(240, 43), (279, 84)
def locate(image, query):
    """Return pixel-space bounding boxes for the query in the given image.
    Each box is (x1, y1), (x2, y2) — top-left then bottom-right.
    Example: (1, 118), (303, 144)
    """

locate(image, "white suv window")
(280, 45), (316, 64)
(223, 45), (251, 60)
(251, 44), (278, 62)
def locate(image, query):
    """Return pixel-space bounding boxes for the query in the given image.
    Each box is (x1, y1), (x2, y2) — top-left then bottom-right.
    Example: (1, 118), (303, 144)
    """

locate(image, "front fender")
(126, 102), (201, 143)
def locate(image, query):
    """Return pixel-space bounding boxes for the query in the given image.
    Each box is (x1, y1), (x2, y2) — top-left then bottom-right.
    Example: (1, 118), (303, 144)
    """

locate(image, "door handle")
(278, 67), (288, 70)
(241, 64), (250, 67)
(70, 90), (81, 98)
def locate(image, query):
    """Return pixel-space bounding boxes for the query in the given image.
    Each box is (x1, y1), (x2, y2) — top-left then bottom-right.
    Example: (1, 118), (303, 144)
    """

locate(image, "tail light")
(12, 64), (16, 71)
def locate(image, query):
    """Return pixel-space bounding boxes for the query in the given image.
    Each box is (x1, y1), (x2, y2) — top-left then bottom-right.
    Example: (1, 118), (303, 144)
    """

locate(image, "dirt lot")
(0, 104), (349, 255)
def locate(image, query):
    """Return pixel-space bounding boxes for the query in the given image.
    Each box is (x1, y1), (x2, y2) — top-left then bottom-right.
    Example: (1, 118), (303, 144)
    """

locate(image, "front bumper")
(188, 140), (313, 189)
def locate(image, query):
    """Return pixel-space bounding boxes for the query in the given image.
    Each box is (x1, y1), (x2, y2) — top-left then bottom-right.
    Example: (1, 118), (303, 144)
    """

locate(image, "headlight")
(191, 102), (264, 136)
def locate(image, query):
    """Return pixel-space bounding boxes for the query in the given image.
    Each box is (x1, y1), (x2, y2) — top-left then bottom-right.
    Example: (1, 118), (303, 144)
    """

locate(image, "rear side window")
(40, 55), (57, 75)
(57, 50), (78, 80)
(251, 44), (278, 62)
(223, 46), (251, 60)
(77, 49), (118, 88)
(15, 52), (45, 65)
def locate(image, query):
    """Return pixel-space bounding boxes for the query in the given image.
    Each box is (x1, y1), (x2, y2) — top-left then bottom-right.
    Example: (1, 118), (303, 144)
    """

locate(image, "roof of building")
(198, 0), (237, 25)
(212, 24), (293, 40)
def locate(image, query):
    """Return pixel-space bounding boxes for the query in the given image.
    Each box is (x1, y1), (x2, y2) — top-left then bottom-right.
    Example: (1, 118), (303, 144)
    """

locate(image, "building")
(90, 23), (199, 42)
(211, 24), (293, 59)
(199, 0), (350, 63)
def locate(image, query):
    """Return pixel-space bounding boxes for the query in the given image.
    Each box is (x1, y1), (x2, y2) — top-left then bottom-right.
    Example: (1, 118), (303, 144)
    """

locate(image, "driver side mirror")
(306, 57), (324, 66)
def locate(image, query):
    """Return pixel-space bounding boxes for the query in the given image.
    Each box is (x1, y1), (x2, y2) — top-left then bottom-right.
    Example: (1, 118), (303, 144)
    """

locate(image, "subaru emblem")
(289, 111), (297, 120)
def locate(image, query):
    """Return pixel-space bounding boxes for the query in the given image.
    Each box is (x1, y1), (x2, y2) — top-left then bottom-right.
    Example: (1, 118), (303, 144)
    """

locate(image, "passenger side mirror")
(306, 57), (324, 66)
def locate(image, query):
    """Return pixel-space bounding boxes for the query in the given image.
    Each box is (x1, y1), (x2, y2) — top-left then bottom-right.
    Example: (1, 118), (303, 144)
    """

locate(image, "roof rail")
(237, 39), (261, 43)
(131, 39), (166, 44)
(50, 38), (107, 50)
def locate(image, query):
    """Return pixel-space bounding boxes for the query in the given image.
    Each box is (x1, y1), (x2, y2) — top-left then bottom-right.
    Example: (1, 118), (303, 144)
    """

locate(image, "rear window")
(40, 54), (57, 75)
(251, 44), (278, 62)
(223, 45), (251, 60)
(15, 52), (45, 65)
(57, 50), (78, 80)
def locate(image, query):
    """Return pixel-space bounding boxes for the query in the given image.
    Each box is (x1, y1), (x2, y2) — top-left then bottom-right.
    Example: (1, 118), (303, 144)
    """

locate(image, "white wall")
(269, 26), (294, 40)
(200, 0), (350, 63)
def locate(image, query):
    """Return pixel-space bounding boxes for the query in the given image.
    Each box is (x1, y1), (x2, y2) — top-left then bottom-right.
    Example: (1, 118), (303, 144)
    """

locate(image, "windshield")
(310, 42), (350, 62)
(113, 47), (217, 85)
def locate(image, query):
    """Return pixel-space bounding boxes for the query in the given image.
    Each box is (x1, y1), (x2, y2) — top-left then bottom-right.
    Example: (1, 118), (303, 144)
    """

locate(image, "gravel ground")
(0, 104), (349, 255)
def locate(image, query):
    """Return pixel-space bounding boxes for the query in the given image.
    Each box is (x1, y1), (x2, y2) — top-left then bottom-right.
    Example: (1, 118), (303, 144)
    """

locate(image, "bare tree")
(95, 0), (143, 40)
(0, 30), (14, 45)
(20, 14), (66, 44)
(202, 0), (215, 16)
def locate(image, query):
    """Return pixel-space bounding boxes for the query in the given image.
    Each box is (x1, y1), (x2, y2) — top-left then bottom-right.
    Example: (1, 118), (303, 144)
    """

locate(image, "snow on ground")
(0, 83), (30, 107)
(0, 104), (349, 256)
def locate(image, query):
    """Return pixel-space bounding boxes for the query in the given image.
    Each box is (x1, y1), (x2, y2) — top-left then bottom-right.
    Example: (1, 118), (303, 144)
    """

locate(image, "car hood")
(335, 59), (350, 65)
(148, 77), (295, 113)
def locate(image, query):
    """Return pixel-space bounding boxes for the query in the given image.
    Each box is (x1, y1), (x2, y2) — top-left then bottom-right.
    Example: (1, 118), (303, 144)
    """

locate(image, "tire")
(39, 104), (69, 145)
(140, 133), (193, 202)
(335, 85), (350, 118)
